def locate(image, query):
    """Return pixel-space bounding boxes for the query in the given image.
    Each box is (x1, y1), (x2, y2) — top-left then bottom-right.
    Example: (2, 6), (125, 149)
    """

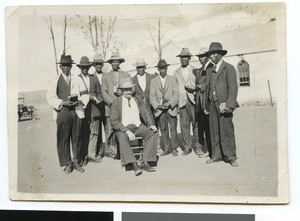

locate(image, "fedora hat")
(93, 54), (106, 64)
(117, 78), (136, 89)
(207, 42), (227, 56)
(176, 48), (193, 57)
(57, 55), (75, 64)
(106, 52), (125, 64)
(195, 47), (209, 57)
(133, 58), (148, 67)
(155, 59), (170, 68)
(76, 56), (93, 67)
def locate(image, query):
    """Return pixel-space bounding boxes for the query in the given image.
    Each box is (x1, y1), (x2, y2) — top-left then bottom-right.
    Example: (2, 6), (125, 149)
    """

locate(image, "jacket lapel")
(217, 60), (226, 79)
(145, 73), (151, 92)
(164, 75), (171, 92)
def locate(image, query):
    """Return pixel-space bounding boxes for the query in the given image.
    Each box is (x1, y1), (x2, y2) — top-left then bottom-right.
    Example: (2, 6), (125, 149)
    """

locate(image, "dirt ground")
(17, 106), (278, 198)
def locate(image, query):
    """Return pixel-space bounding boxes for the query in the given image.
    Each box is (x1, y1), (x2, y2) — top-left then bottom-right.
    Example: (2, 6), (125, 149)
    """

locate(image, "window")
(237, 57), (250, 86)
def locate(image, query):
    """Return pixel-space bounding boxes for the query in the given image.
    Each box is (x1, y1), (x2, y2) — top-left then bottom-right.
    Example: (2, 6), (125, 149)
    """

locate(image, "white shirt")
(95, 72), (103, 84)
(122, 96), (141, 127)
(181, 66), (189, 82)
(81, 73), (90, 92)
(137, 74), (147, 91)
(159, 75), (166, 88)
(214, 59), (223, 72)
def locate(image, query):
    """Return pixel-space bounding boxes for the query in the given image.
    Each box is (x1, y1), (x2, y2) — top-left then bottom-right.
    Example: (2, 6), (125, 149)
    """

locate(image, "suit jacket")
(206, 60), (239, 110)
(101, 69), (131, 117)
(78, 73), (103, 119)
(47, 73), (89, 120)
(194, 62), (214, 114)
(131, 72), (156, 112)
(173, 64), (196, 108)
(110, 95), (155, 133)
(149, 75), (179, 118)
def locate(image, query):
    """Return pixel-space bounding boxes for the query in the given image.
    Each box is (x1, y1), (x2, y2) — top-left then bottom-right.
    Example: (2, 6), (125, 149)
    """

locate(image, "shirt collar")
(203, 61), (211, 70)
(213, 59), (223, 72)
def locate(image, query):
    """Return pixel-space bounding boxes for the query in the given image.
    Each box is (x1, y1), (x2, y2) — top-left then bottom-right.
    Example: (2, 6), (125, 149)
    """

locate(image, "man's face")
(136, 66), (146, 76)
(93, 63), (104, 73)
(60, 64), (72, 75)
(180, 56), (190, 67)
(199, 56), (209, 66)
(111, 60), (120, 71)
(80, 66), (91, 76)
(209, 52), (222, 64)
(158, 67), (168, 78)
(122, 88), (133, 98)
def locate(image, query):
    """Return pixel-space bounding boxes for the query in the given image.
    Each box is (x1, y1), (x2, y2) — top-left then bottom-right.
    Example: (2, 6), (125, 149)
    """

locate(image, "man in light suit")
(76, 56), (103, 167)
(193, 48), (213, 158)
(173, 48), (203, 157)
(47, 55), (89, 174)
(150, 59), (179, 157)
(110, 79), (158, 176)
(205, 42), (239, 167)
(101, 52), (132, 158)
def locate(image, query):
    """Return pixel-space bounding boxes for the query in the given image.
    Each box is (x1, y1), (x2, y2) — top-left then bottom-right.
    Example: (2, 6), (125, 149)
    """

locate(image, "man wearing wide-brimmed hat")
(101, 52), (132, 158)
(150, 59), (179, 157)
(173, 48), (203, 157)
(192, 47), (214, 158)
(76, 56), (103, 167)
(110, 78), (158, 176)
(131, 58), (156, 113)
(47, 54), (89, 174)
(205, 42), (239, 167)
(91, 54), (112, 160)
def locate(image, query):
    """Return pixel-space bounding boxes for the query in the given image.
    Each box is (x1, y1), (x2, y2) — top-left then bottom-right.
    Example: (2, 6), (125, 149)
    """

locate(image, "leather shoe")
(206, 158), (221, 164)
(198, 152), (209, 158)
(172, 149), (178, 157)
(73, 163), (85, 172)
(132, 162), (143, 176)
(160, 150), (171, 156)
(140, 161), (156, 172)
(182, 148), (192, 156)
(90, 156), (102, 163)
(63, 164), (73, 174)
(230, 160), (238, 167)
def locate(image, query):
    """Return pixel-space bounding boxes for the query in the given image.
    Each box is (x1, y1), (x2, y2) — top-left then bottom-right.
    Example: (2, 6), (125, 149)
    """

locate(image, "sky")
(6, 3), (284, 92)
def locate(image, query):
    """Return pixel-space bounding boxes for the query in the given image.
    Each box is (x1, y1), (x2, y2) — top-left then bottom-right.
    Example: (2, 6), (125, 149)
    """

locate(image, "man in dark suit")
(205, 42), (239, 167)
(192, 47), (213, 158)
(110, 78), (158, 176)
(76, 56), (103, 167)
(131, 58), (156, 113)
(150, 59), (179, 157)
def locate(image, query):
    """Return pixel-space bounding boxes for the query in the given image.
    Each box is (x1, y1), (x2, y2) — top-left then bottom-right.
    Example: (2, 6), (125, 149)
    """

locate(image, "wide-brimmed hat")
(155, 59), (170, 68)
(93, 54), (106, 64)
(133, 58), (148, 67)
(195, 47), (209, 57)
(57, 55), (75, 64)
(76, 56), (93, 67)
(176, 48), (193, 57)
(207, 42), (227, 56)
(106, 52), (125, 64)
(117, 78), (136, 89)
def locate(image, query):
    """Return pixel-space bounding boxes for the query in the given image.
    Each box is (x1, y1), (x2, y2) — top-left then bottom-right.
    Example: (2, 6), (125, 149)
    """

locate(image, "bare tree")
(79, 15), (117, 58)
(46, 15), (72, 75)
(147, 18), (181, 60)
(46, 15), (59, 75)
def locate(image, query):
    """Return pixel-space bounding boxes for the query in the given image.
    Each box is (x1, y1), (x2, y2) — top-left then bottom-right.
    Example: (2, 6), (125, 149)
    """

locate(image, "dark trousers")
(56, 107), (82, 167)
(196, 111), (211, 154)
(209, 100), (237, 162)
(81, 116), (90, 162)
(179, 98), (201, 150)
(115, 125), (158, 165)
(156, 111), (178, 151)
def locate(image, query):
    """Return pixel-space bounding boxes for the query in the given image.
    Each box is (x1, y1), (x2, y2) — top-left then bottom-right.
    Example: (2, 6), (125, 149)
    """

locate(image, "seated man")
(110, 79), (159, 176)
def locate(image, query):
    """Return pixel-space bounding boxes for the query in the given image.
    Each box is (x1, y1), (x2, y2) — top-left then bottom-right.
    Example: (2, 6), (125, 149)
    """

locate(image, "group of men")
(47, 41), (239, 177)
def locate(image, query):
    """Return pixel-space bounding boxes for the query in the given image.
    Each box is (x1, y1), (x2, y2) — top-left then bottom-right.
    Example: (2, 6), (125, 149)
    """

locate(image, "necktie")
(212, 64), (217, 73)
(127, 98), (131, 107)
(66, 74), (70, 87)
